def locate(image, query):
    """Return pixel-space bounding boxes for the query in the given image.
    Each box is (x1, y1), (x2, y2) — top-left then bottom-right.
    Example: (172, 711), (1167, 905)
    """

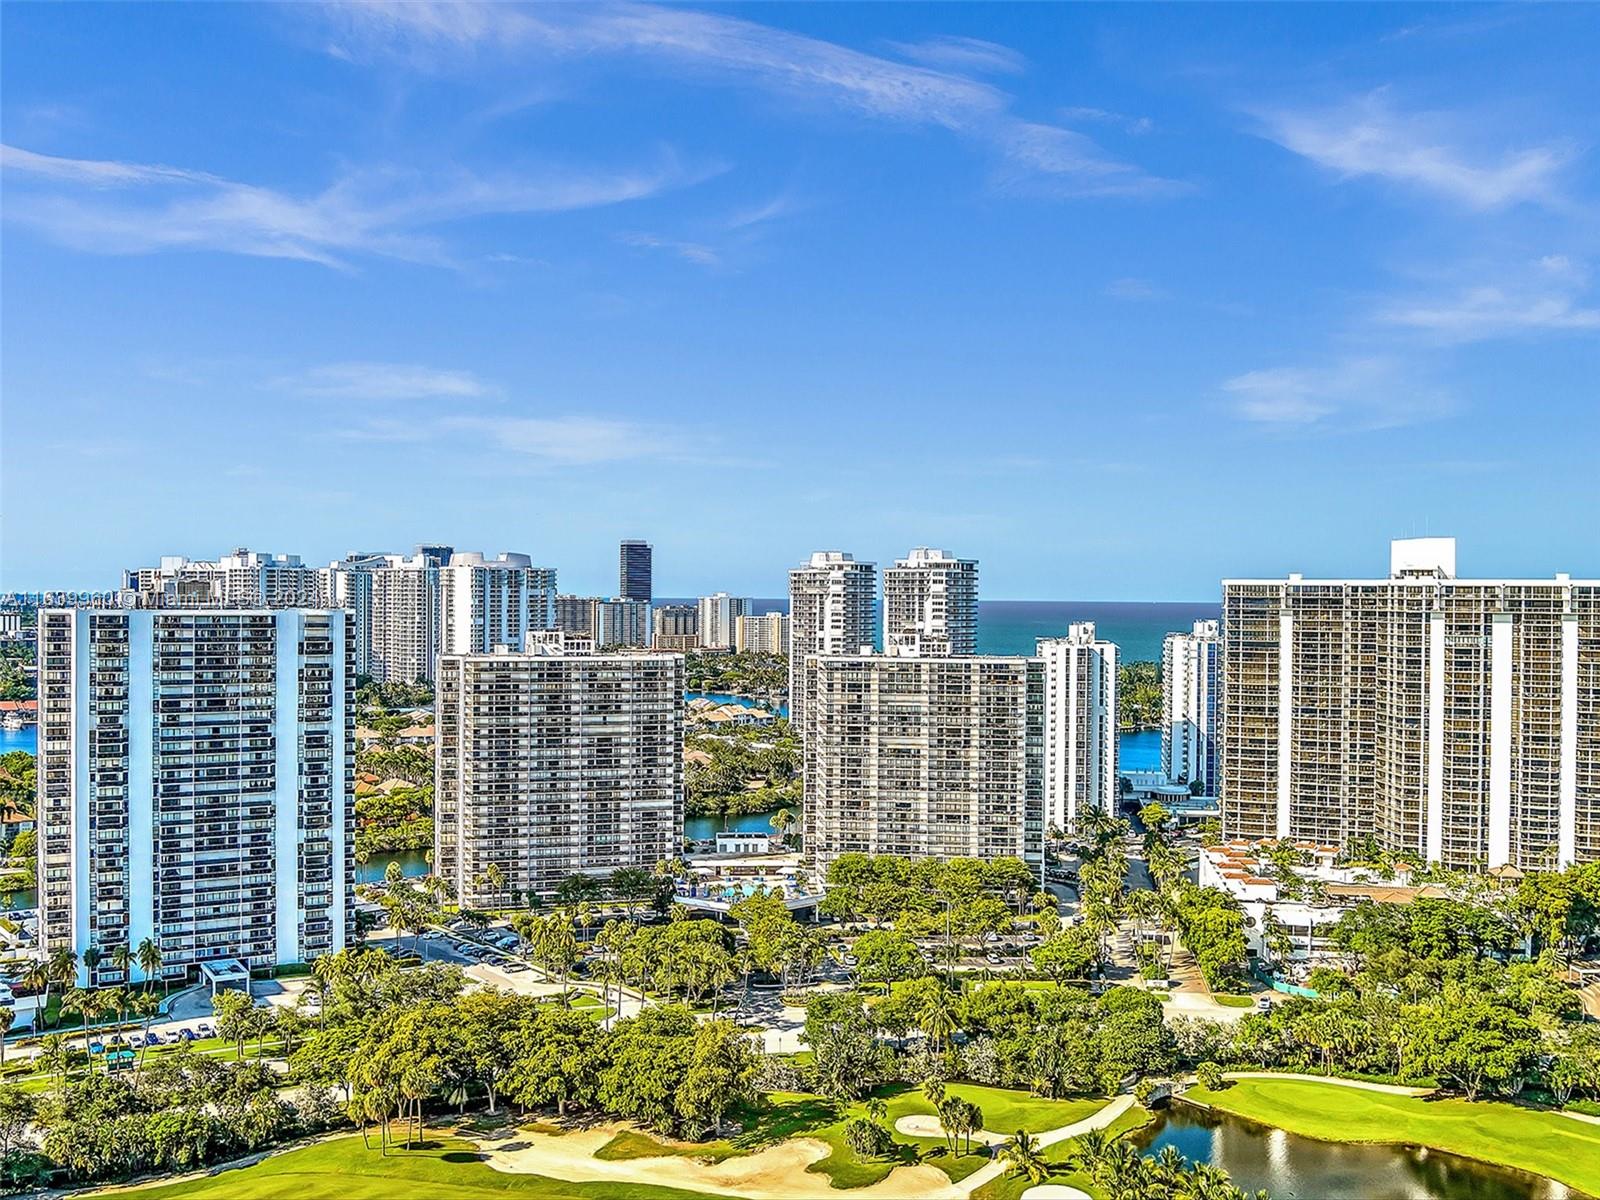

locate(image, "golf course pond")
(1137, 1101), (1581, 1200)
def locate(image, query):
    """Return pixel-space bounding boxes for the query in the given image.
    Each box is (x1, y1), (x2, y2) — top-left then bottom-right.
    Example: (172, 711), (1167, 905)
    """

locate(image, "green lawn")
(107, 1135), (720, 1199)
(970, 1103), (1154, 1200)
(1190, 1077), (1600, 1197)
(1211, 994), (1254, 1008)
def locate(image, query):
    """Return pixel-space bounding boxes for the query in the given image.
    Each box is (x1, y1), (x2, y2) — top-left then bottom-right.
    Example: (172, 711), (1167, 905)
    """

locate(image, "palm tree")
(769, 807), (795, 846)
(20, 960), (48, 1030)
(129, 990), (160, 1082)
(0, 1007), (13, 1068)
(1000, 1129), (1049, 1185)
(109, 942), (134, 986)
(136, 937), (163, 992)
(46, 948), (78, 1026)
(921, 1077), (946, 1109)
(366, 1084), (398, 1155)
(59, 989), (88, 1049)
(81, 946), (102, 987)
(38, 1034), (69, 1099)
(918, 985), (958, 1054)
(311, 952), (342, 1025)
(479, 862), (507, 910)
(1070, 1128), (1114, 1176)
(1152, 1144), (1188, 1188)
(959, 1101), (983, 1156)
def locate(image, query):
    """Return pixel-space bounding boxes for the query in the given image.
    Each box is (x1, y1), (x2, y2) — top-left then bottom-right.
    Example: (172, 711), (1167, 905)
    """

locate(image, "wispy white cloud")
(1105, 277), (1166, 301)
(886, 35), (1025, 77)
(1377, 256), (1600, 341)
(1, 142), (709, 267)
(616, 230), (722, 267)
(340, 411), (710, 465)
(324, 1), (1182, 200)
(443, 415), (701, 464)
(1061, 107), (1154, 135)
(278, 362), (496, 401)
(995, 122), (1186, 198)
(1223, 357), (1453, 431)
(1255, 90), (1573, 210)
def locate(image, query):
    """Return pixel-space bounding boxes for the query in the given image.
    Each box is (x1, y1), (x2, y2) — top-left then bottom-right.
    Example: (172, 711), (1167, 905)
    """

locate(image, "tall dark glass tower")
(619, 539), (652, 603)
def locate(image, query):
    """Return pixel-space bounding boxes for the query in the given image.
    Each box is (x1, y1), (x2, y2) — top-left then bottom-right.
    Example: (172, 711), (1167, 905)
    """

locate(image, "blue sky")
(2, 3), (1596, 600)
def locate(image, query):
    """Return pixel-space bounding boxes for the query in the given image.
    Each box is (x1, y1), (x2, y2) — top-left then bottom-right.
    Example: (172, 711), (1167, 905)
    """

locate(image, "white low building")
(1198, 839), (1452, 973)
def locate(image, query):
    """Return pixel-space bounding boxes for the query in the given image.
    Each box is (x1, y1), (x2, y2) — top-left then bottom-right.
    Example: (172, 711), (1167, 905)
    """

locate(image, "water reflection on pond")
(1137, 1101), (1576, 1200)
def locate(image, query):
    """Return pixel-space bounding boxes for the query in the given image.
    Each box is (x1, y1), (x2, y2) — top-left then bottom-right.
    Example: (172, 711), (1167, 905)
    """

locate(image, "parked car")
(178, 1028), (196, 1042)
(88, 1041), (104, 1055)
(984, 953), (1002, 965)
(145, 1032), (165, 1046)
(127, 1034), (145, 1048)
(196, 1022), (215, 1037)
(1256, 995), (1273, 1011)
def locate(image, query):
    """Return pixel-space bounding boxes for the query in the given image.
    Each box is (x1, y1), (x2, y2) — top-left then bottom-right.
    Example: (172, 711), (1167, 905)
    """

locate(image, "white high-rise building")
(124, 549), (321, 608)
(697, 593), (751, 651)
(736, 612), (788, 654)
(802, 651), (1044, 878)
(435, 640), (683, 906)
(318, 552), (394, 679)
(369, 552), (441, 684)
(321, 546), (452, 681)
(1221, 538), (1600, 869)
(1163, 620), (1220, 794)
(788, 551), (877, 737)
(883, 548), (978, 656)
(1037, 623), (1119, 834)
(438, 553), (558, 658)
(35, 607), (354, 987)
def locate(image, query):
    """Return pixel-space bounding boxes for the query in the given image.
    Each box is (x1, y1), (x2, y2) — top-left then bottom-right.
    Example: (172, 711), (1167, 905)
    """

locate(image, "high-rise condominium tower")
(125, 549), (322, 607)
(736, 612), (788, 655)
(619, 540), (653, 603)
(318, 553), (382, 678)
(323, 545), (452, 682)
(1037, 623), (1119, 833)
(1163, 620), (1220, 794)
(802, 652), (1044, 878)
(697, 593), (751, 651)
(652, 605), (699, 651)
(437, 552), (558, 659)
(883, 548), (978, 656)
(787, 552), (877, 736)
(435, 640), (683, 906)
(1221, 538), (1600, 869)
(369, 552), (441, 683)
(556, 596), (651, 648)
(36, 607), (354, 987)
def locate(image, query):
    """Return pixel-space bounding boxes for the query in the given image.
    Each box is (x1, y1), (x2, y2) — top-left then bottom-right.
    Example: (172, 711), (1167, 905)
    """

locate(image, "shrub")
(1195, 1061), (1226, 1091)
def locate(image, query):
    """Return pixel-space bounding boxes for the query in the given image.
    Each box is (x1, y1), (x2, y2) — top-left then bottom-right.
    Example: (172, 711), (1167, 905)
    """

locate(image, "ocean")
(661, 598), (1218, 664)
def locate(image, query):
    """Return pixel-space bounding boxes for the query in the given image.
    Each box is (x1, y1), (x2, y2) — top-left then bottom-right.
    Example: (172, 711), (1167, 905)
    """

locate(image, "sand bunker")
(480, 1124), (967, 1199)
(480, 1095), (1136, 1200)
(893, 1114), (1008, 1147)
